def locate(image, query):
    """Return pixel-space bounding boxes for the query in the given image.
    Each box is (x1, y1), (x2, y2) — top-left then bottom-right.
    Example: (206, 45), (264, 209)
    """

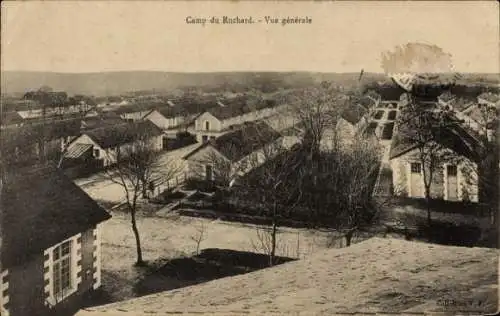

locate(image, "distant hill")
(1, 71), (387, 97)
(1, 71), (497, 97)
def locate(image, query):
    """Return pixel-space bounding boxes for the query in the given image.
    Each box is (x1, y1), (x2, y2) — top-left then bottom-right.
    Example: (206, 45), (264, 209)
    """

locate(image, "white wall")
(0, 269), (9, 316)
(145, 110), (184, 130)
(92, 224), (102, 290)
(195, 112), (223, 132)
(390, 147), (479, 202)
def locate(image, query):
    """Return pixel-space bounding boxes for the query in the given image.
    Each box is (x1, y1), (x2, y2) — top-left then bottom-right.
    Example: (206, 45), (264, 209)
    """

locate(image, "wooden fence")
(150, 172), (188, 197)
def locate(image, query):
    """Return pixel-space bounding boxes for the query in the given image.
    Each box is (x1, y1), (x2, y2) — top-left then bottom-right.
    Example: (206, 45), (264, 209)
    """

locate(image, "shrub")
(150, 189), (187, 204)
(415, 220), (481, 247)
(184, 178), (217, 193)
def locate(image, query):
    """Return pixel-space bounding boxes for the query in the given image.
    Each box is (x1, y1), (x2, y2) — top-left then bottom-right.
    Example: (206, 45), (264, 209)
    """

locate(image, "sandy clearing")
(98, 211), (337, 301)
(74, 143), (200, 203)
(101, 212), (333, 271)
(78, 237), (498, 316)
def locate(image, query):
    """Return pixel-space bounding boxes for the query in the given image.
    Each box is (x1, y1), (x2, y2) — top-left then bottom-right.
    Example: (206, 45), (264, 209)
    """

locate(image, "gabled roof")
(340, 104), (368, 125)
(389, 122), (484, 162)
(84, 120), (163, 149)
(204, 97), (278, 121)
(81, 115), (125, 131)
(184, 121), (282, 162)
(1, 165), (111, 268)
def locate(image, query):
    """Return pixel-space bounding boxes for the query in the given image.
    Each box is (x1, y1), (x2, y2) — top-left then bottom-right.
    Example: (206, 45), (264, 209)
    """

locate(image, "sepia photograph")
(0, 1), (499, 315)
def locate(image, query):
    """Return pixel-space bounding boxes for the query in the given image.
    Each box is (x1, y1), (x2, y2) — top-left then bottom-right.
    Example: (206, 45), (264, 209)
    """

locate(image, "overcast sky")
(1, 1), (498, 73)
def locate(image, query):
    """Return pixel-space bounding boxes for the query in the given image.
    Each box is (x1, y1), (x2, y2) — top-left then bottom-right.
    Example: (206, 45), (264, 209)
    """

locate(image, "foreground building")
(0, 165), (111, 316)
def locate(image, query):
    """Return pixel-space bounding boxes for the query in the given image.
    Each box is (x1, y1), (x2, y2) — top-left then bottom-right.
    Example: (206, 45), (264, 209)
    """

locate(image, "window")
(447, 165), (457, 176)
(205, 121), (210, 131)
(210, 136), (216, 140)
(93, 149), (100, 158)
(53, 240), (72, 297)
(202, 135), (208, 143)
(410, 162), (421, 174)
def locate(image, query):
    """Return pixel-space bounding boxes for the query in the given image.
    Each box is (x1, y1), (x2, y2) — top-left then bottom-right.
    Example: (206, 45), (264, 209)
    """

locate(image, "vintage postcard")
(1, 1), (499, 315)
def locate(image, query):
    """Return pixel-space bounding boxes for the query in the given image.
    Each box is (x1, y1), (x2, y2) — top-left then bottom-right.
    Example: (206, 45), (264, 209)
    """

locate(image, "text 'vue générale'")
(185, 16), (313, 26)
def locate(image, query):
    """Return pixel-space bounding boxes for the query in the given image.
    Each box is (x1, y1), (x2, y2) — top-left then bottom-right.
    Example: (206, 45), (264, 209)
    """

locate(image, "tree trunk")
(425, 193), (432, 227)
(270, 203), (277, 267)
(130, 205), (145, 266)
(345, 229), (354, 247)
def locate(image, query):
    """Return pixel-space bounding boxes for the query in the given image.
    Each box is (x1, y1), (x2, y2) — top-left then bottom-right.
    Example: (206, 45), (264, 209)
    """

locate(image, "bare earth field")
(98, 211), (335, 302)
(79, 236), (498, 316)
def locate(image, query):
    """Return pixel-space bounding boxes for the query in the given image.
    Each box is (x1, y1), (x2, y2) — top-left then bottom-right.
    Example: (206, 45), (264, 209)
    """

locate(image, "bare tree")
(398, 99), (466, 226)
(190, 220), (208, 255)
(287, 82), (345, 158)
(237, 141), (304, 266)
(101, 126), (179, 266)
(298, 132), (383, 246)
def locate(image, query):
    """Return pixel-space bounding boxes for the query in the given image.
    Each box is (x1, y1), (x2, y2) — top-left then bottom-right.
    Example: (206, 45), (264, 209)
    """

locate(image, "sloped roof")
(1, 165), (111, 268)
(64, 143), (93, 159)
(206, 97), (278, 121)
(389, 121), (484, 162)
(84, 120), (163, 149)
(75, 237), (498, 315)
(184, 121), (282, 162)
(81, 115), (125, 130)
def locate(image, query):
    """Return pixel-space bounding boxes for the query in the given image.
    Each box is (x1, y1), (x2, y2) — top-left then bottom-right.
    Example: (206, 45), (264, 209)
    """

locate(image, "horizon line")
(2, 70), (500, 76)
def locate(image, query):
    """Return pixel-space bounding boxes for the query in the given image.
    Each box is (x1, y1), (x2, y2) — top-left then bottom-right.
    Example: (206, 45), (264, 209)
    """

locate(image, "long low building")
(64, 120), (163, 167)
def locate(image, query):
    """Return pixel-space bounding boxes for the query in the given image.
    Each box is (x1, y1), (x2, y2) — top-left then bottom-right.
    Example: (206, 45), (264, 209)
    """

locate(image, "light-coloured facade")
(67, 133), (162, 167)
(186, 138), (284, 183)
(390, 147), (479, 202)
(143, 110), (186, 130)
(192, 104), (287, 143)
